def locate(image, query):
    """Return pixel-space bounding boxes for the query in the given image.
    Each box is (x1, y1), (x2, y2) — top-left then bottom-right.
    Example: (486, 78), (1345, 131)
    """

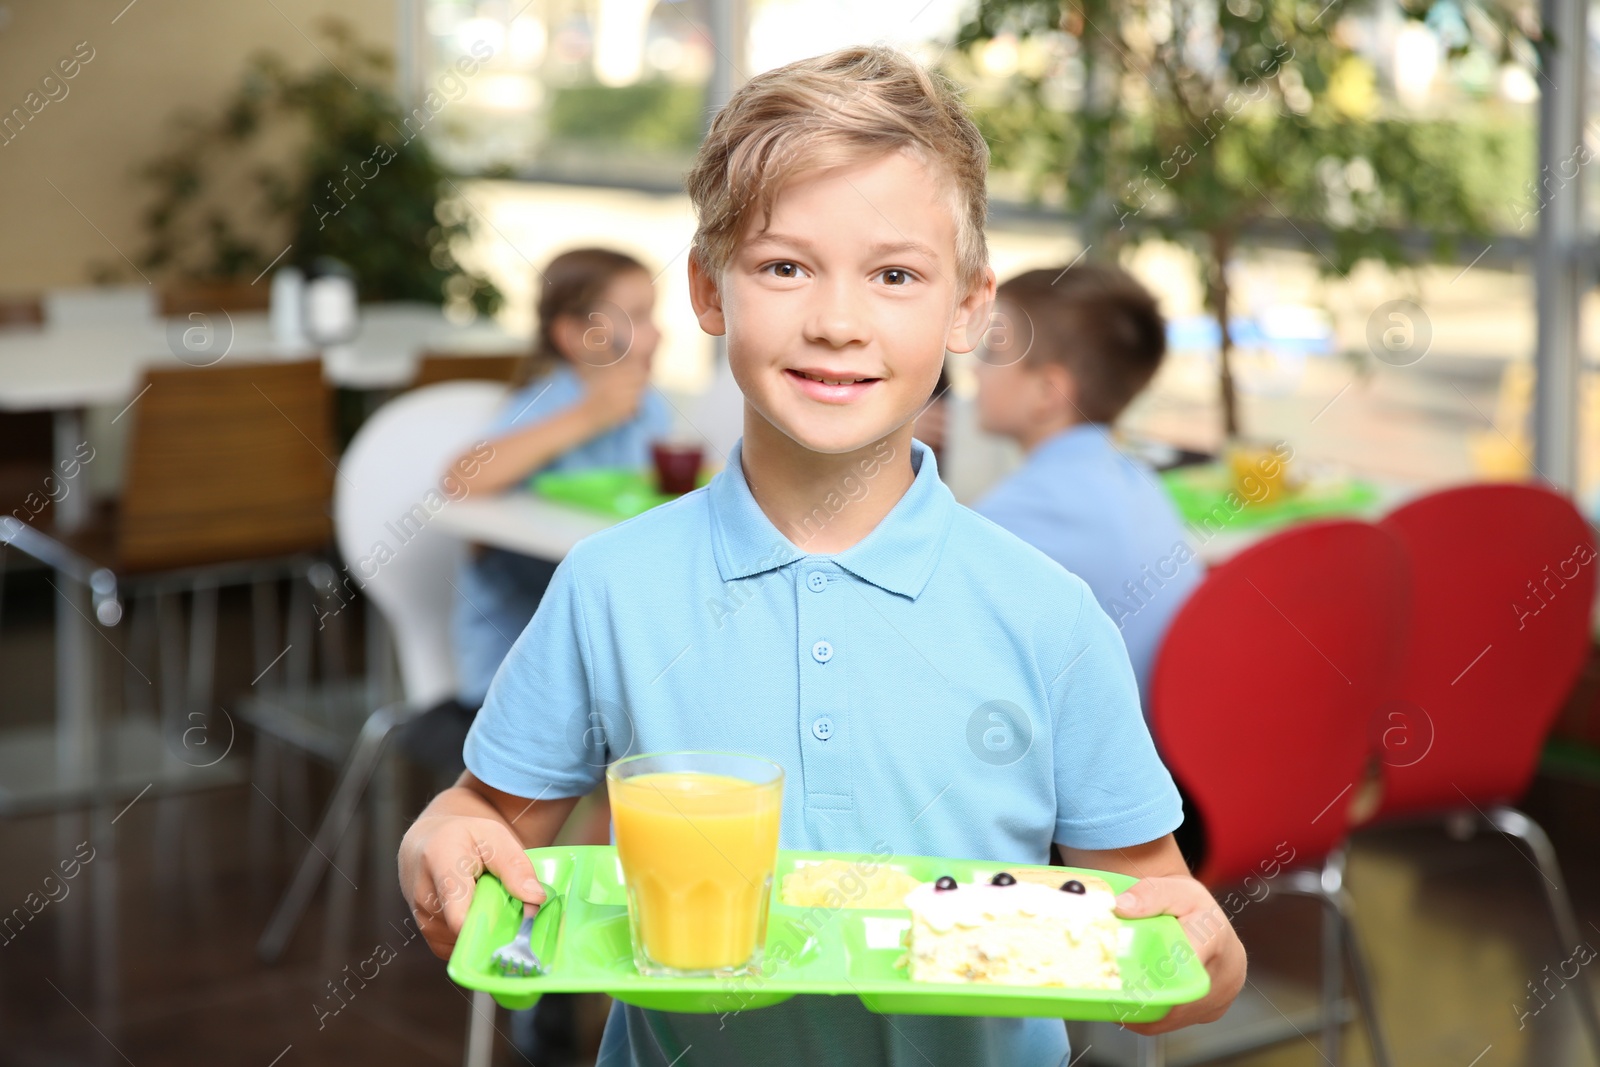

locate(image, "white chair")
(254, 381), (507, 963)
(42, 285), (157, 326)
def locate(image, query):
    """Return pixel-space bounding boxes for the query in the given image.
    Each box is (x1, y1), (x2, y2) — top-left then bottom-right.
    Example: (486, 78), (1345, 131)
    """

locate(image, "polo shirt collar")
(707, 437), (955, 600)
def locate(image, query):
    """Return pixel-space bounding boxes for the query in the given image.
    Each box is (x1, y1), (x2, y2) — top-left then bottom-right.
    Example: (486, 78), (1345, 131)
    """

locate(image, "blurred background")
(2, 1), (1599, 1065)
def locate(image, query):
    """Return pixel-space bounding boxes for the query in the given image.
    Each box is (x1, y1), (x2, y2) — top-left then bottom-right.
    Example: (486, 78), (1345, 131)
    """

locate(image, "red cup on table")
(652, 440), (704, 496)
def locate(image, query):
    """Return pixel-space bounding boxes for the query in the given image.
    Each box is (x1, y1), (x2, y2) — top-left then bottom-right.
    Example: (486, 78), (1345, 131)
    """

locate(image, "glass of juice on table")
(607, 751), (784, 978)
(651, 440), (704, 496)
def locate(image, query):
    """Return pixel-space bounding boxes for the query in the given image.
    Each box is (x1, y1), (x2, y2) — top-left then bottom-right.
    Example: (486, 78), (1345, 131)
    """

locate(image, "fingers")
(478, 822), (546, 907)
(403, 820), (539, 960)
(1113, 875), (1206, 920)
(431, 828), (498, 938)
(1115, 876), (1233, 965)
(413, 852), (478, 960)
(1123, 1012), (1193, 1037)
(1112, 876), (1248, 1033)
(413, 901), (459, 960)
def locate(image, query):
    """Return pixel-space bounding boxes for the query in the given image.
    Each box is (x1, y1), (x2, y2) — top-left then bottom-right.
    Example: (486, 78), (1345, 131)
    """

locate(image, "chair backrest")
(119, 359), (335, 572)
(0, 294), (44, 328)
(1375, 483), (1596, 817)
(159, 281), (272, 317)
(43, 285), (156, 326)
(335, 381), (507, 707)
(412, 353), (520, 389)
(1149, 520), (1408, 886)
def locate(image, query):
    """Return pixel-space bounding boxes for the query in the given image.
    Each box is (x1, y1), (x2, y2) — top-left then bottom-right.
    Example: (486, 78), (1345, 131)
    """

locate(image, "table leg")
(50, 409), (96, 989)
(51, 409), (95, 789)
(54, 571), (96, 789)
(52, 408), (88, 532)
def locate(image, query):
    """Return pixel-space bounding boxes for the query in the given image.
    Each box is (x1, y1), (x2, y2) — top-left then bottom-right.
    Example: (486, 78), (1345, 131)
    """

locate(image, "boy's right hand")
(399, 813), (546, 960)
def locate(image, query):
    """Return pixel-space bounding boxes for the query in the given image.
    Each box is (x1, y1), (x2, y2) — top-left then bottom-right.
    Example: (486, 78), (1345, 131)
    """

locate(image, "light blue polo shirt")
(465, 437), (1183, 1067)
(975, 425), (1203, 709)
(451, 364), (672, 707)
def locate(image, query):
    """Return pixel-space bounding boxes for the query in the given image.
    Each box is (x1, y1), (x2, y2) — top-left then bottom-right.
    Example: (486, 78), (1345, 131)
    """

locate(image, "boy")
(974, 265), (1203, 706)
(399, 47), (1244, 1066)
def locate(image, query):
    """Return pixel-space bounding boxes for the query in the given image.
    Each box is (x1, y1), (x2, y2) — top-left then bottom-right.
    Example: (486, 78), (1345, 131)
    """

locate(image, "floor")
(2, 567), (1599, 1067)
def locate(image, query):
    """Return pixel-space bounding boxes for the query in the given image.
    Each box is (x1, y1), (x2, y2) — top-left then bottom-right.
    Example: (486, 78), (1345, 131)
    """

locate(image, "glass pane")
(950, 0), (1543, 501)
(422, 0), (716, 183)
(745, 0), (968, 74)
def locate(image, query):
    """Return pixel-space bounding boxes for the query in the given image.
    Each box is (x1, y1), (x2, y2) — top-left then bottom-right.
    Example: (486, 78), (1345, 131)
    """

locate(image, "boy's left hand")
(1113, 876), (1247, 1034)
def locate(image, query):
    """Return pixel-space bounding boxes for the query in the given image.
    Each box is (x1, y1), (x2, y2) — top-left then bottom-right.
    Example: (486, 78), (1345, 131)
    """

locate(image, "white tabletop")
(0, 302), (523, 412)
(433, 492), (618, 560)
(435, 479), (1411, 568)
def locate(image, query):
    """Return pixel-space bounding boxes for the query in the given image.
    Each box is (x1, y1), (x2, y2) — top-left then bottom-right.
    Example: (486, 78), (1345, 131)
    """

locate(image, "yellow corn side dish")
(780, 860), (925, 909)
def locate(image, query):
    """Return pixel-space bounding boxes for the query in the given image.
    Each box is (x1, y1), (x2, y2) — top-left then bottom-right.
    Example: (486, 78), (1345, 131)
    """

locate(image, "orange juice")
(1226, 441), (1292, 505)
(610, 768), (783, 973)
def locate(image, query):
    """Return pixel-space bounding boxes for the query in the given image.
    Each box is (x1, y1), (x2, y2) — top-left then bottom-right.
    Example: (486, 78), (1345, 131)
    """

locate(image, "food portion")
(780, 860), (925, 909)
(903, 871), (1122, 988)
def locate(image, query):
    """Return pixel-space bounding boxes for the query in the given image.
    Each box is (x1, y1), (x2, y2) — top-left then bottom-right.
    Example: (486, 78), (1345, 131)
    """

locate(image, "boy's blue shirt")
(974, 424), (1204, 710)
(465, 436), (1183, 1067)
(450, 364), (672, 707)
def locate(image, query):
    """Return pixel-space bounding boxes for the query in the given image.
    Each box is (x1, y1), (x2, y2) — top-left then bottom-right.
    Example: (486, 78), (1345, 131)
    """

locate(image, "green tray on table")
(1161, 464), (1380, 531)
(532, 468), (711, 520)
(447, 846), (1210, 1022)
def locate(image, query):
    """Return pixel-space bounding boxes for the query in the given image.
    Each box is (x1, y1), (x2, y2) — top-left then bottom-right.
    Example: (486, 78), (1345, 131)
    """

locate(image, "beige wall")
(0, 0), (398, 293)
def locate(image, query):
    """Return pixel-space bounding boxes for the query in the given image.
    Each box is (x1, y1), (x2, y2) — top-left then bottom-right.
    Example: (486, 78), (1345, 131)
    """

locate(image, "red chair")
(1149, 520), (1406, 1067)
(1374, 483), (1600, 1055)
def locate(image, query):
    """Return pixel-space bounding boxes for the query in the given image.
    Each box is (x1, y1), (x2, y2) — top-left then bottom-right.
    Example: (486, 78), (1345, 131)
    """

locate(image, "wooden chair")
(0, 293), (44, 328)
(1, 359), (338, 799)
(110, 359), (334, 573)
(158, 280), (273, 318)
(412, 352), (520, 388)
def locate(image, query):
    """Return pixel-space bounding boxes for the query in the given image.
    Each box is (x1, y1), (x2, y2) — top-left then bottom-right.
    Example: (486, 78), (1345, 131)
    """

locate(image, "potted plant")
(124, 18), (500, 316)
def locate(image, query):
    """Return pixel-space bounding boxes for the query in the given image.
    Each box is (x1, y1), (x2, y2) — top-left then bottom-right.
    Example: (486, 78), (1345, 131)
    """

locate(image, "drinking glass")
(607, 751), (784, 978)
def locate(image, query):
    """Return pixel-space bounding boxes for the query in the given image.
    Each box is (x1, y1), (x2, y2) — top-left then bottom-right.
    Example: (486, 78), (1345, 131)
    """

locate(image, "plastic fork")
(491, 900), (548, 977)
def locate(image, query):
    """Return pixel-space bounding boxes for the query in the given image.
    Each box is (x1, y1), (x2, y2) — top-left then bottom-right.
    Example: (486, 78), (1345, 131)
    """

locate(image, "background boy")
(974, 265), (1203, 706)
(399, 46), (1244, 1066)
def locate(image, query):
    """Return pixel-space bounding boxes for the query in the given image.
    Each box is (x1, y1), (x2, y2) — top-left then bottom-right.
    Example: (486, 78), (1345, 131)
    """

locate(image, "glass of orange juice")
(1225, 439), (1292, 505)
(607, 751), (784, 978)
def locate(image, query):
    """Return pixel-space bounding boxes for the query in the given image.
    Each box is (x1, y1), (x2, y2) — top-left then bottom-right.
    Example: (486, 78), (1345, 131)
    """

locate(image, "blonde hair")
(685, 46), (990, 293)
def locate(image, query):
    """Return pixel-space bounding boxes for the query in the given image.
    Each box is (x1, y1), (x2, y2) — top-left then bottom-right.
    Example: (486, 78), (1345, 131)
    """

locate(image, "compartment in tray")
(841, 914), (913, 982)
(772, 850), (931, 912)
(579, 846), (630, 906)
(606, 910), (831, 1015)
(839, 899), (1201, 1023)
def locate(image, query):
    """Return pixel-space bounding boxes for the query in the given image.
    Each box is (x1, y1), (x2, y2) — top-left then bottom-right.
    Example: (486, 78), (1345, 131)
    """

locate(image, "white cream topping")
(903, 881), (1117, 933)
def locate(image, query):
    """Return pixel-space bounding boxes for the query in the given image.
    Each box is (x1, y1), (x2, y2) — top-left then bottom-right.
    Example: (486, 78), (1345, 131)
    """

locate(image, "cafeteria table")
(0, 303), (523, 812)
(434, 466), (1405, 571)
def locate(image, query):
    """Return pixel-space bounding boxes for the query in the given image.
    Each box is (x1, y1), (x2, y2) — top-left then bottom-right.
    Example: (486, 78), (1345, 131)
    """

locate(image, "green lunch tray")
(531, 467), (711, 520)
(1161, 464), (1381, 532)
(447, 846), (1210, 1022)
